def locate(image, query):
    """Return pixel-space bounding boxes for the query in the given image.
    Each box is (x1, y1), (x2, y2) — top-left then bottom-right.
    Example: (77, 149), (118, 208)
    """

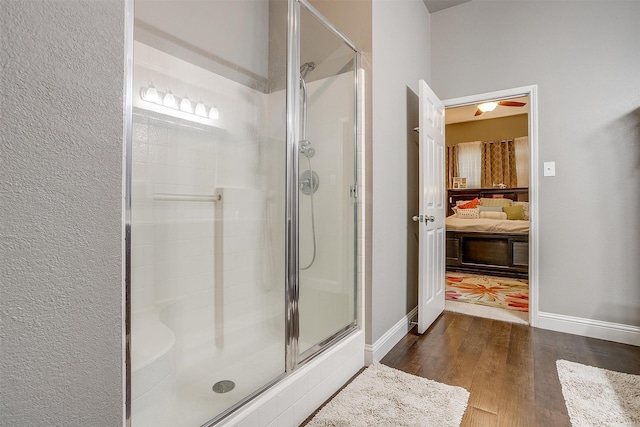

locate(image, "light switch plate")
(544, 162), (556, 176)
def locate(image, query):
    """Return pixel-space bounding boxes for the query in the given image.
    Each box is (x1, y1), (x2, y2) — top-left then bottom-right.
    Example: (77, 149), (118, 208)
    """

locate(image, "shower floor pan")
(132, 325), (284, 426)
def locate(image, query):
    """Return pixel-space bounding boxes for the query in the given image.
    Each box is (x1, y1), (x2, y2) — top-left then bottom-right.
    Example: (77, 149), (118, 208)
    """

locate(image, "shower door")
(127, 0), (359, 424)
(292, 1), (359, 362)
(127, 1), (287, 425)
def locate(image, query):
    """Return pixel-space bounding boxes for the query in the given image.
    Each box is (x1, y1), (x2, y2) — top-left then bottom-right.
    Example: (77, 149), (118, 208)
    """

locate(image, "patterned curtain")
(446, 145), (459, 189)
(514, 136), (529, 187)
(481, 140), (517, 188)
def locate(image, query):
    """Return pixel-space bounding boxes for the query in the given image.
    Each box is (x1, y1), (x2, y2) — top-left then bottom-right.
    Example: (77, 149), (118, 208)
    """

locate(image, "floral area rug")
(445, 272), (529, 312)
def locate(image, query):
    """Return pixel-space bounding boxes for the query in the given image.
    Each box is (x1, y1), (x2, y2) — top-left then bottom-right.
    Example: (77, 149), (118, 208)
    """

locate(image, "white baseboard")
(538, 311), (640, 346)
(364, 307), (418, 364)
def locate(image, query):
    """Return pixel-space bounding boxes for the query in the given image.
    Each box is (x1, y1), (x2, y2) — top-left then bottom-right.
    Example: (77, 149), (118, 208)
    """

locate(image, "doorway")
(442, 86), (539, 326)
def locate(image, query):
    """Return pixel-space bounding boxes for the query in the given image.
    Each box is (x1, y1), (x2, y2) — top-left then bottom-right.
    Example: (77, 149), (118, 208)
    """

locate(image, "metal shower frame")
(286, 0), (361, 371)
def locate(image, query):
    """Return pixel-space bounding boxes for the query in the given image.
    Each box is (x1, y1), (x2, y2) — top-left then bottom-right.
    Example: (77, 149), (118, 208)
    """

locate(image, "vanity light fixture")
(208, 106), (219, 120)
(179, 96), (193, 114)
(163, 90), (178, 109)
(140, 83), (159, 104)
(139, 83), (220, 122)
(194, 99), (207, 117)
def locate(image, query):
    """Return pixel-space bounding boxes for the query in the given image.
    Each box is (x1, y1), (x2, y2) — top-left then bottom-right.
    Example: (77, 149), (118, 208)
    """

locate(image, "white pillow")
(457, 207), (479, 219)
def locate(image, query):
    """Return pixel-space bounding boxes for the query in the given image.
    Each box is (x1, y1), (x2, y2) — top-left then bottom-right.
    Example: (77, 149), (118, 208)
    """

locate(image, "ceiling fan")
(475, 100), (526, 116)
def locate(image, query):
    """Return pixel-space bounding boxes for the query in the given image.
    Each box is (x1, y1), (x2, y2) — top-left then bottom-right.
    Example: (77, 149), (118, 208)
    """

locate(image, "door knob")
(425, 215), (435, 222)
(412, 215), (422, 222)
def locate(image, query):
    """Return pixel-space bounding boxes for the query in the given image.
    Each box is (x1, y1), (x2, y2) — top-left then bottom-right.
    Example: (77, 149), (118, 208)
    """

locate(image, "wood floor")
(381, 311), (640, 426)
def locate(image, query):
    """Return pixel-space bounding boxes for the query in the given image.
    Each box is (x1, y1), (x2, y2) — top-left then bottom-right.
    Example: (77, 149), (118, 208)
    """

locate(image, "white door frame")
(443, 85), (539, 327)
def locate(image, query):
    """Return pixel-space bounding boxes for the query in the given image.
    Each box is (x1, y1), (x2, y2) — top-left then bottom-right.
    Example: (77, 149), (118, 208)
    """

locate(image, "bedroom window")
(457, 141), (482, 188)
(447, 137), (529, 189)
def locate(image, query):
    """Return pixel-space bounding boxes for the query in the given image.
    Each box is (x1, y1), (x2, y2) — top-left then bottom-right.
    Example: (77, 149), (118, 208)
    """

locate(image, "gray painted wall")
(1, 1), (124, 425)
(371, 0), (430, 343)
(432, 1), (640, 326)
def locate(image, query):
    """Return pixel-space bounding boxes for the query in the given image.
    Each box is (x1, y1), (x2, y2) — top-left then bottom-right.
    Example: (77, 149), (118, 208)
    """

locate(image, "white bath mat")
(306, 362), (469, 426)
(556, 360), (640, 426)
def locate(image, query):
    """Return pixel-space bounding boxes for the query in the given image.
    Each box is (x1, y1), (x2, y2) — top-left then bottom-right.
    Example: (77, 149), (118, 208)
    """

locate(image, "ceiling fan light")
(478, 101), (498, 113)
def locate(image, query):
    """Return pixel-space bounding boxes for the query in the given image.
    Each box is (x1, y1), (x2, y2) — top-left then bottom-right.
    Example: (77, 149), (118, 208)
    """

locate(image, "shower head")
(300, 61), (316, 79)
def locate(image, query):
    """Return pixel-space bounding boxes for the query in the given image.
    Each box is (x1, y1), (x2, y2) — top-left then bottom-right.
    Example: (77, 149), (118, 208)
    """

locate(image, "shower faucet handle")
(299, 140), (315, 158)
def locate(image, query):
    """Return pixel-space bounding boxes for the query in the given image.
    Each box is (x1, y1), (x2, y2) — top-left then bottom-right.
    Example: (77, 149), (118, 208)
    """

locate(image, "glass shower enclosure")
(125, 0), (358, 425)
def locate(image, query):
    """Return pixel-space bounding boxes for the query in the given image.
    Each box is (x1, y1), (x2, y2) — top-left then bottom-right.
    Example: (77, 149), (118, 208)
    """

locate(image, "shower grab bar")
(153, 193), (222, 202)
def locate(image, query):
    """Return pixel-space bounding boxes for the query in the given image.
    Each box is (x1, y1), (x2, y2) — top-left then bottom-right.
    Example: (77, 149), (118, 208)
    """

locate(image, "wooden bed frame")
(446, 187), (529, 278)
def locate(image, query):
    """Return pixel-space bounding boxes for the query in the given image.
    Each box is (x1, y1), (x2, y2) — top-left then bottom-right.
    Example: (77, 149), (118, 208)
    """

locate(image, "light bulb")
(478, 101), (498, 113)
(209, 106), (219, 120)
(163, 90), (178, 109)
(195, 100), (207, 117)
(141, 83), (159, 104)
(179, 96), (193, 113)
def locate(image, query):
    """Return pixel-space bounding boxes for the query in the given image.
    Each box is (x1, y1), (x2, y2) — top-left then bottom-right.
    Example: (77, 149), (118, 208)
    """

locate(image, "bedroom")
(443, 97), (531, 323)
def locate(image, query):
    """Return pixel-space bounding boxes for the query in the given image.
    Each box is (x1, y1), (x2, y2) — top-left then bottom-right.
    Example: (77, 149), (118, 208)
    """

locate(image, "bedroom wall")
(446, 114), (528, 146)
(1, 1), (124, 424)
(371, 0), (430, 345)
(432, 1), (640, 329)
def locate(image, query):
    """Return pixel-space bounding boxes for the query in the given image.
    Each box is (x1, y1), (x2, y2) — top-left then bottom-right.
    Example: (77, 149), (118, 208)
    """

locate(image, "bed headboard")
(447, 187), (529, 216)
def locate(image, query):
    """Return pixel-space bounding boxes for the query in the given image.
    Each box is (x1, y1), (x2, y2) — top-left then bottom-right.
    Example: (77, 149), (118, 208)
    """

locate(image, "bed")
(446, 188), (529, 278)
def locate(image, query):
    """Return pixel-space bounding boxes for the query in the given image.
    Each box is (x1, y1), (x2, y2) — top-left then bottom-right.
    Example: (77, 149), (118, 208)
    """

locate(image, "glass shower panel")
(297, 5), (357, 358)
(129, 1), (286, 425)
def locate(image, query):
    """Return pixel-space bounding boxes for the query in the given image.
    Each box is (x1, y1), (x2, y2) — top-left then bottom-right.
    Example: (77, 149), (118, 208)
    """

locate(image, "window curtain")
(514, 136), (529, 188)
(446, 145), (458, 189)
(457, 141), (482, 188)
(481, 139), (517, 188)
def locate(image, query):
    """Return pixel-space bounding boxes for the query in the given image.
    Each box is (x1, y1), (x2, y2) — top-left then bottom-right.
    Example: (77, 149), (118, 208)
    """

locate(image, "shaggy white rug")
(556, 360), (640, 426)
(306, 362), (469, 426)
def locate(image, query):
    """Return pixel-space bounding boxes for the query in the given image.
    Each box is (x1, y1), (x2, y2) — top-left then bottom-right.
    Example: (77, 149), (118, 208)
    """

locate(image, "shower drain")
(212, 380), (235, 394)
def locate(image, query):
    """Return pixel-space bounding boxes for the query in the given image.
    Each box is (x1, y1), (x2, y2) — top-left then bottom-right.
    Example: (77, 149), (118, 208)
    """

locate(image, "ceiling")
(423, 0), (472, 14)
(445, 96), (529, 125)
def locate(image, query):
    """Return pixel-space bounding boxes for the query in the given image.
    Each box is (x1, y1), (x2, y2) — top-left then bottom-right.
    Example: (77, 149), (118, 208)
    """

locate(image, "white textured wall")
(0, 1), (124, 425)
(432, 1), (640, 326)
(371, 0), (430, 343)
